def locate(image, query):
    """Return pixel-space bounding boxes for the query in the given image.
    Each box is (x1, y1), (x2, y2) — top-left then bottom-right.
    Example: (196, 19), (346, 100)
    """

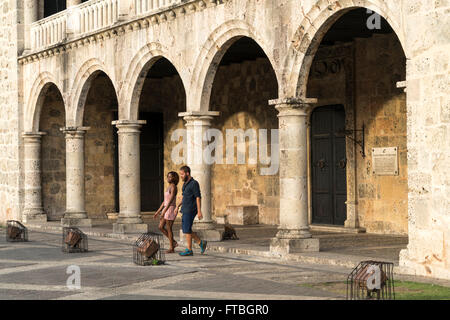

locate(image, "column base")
(179, 228), (224, 242)
(23, 214), (47, 224)
(113, 223), (149, 234)
(270, 237), (320, 254)
(61, 218), (92, 227)
(193, 220), (216, 230)
(194, 221), (224, 241)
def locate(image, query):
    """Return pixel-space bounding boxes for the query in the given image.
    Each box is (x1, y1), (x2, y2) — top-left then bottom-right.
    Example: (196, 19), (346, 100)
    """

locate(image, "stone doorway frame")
(305, 43), (363, 232)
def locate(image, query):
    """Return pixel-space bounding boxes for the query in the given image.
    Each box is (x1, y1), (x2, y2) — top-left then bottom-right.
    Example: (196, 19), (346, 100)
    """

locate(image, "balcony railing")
(31, 10), (67, 50)
(29, 0), (188, 51)
(77, 0), (119, 34)
(135, 0), (182, 16)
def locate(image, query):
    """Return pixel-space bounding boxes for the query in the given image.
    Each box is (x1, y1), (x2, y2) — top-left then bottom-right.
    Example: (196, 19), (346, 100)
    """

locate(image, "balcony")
(29, 0), (187, 51)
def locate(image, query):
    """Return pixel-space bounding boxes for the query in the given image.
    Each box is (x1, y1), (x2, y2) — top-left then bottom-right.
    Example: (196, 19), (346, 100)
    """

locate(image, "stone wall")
(399, 0), (450, 280)
(84, 75), (117, 218)
(0, 0), (20, 224)
(40, 86), (66, 220)
(210, 58), (279, 225)
(354, 34), (407, 235)
(307, 33), (408, 235)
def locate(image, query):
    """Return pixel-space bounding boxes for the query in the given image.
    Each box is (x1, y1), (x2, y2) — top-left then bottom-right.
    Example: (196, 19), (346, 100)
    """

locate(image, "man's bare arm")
(196, 197), (202, 220)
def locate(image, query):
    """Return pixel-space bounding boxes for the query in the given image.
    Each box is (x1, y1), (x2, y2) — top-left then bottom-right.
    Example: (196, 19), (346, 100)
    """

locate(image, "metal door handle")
(337, 158), (347, 169)
(316, 159), (327, 170)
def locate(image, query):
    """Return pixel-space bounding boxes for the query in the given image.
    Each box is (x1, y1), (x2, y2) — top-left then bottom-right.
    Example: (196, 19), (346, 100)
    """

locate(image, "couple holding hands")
(153, 166), (207, 256)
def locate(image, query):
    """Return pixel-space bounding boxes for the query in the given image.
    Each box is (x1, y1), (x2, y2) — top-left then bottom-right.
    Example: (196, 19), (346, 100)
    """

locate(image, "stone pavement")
(0, 226), (448, 300)
(0, 227), (348, 300)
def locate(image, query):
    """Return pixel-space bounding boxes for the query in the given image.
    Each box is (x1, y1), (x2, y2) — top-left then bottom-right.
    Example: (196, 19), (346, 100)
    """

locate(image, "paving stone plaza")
(1, 221), (449, 300)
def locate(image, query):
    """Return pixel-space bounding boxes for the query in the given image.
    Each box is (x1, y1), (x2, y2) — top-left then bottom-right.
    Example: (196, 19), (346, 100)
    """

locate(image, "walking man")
(177, 166), (207, 256)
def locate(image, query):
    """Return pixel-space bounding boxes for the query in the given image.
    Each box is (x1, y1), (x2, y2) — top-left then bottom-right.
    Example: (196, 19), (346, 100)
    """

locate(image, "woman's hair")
(168, 171), (179, 185)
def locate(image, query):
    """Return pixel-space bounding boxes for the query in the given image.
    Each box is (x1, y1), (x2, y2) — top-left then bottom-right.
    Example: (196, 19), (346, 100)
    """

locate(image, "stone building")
(0, 0), (448, 280)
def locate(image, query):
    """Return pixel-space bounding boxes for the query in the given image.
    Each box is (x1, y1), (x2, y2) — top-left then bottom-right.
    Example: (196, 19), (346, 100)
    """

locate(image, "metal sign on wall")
(372, 147), (399, 176)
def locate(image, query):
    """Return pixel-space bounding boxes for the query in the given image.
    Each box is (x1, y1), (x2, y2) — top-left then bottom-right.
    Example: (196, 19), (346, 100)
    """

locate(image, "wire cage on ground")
(62, 227), (88, 253)
(347, 260), (395, 300)
(6, 220), (28, 242)
(133, 232), (165, 266)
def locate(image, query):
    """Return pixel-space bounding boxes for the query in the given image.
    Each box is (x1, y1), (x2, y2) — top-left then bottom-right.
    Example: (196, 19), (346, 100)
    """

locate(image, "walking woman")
(153, 171), (179, 253)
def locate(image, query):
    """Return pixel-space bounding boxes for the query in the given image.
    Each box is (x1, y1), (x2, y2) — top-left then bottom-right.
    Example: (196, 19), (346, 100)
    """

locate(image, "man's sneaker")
(179, 249), (193, 256)
(200, 240), (208, 254)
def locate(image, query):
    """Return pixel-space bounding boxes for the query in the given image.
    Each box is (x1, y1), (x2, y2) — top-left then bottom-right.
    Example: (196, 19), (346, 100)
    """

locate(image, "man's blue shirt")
(181, 177), (201, 215)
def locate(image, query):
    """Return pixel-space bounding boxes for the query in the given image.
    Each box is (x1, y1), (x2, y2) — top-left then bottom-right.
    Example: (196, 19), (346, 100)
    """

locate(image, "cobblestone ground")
(0, 228), (358, 300)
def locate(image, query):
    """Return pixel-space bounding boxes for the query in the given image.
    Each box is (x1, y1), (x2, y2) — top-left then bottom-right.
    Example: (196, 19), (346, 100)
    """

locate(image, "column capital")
(269, 97), (318, 117)
(178, 111), (220, 125)
(67, 0), (83, 7)
(22, 132), (47, 139)
(60, 126), (91, 135)
(112, 120), (146, 133)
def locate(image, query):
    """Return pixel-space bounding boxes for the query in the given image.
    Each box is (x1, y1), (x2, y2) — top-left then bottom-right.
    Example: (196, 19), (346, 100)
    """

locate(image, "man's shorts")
(182, 212), (197, 234)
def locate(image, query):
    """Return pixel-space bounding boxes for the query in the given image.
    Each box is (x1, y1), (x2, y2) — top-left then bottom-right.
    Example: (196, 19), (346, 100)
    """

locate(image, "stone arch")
(283, 0), (408, 98)
(119, 42), (186, 121)
(70, 58), (117, 127)
(190, 19), (280, 112)
(26, 72), (64, 133)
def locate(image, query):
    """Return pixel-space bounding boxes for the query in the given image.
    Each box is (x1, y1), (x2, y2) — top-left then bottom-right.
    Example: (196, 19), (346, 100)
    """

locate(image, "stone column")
(66, 0), (83, 37)
(118, 0), (133, 20)
(112, 120), (148, 234)
(67, 0), (82, 6)
(22, 132), (47, 223)
(61, 127), (92, 227)
(269, 98), (320, 254)
(179, 111), (224, 241)
(23, 0), (39, 54)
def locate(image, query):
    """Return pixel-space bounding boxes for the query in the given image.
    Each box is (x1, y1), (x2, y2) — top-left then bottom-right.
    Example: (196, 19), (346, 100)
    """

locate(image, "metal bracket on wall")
(338, 123), (366, 158)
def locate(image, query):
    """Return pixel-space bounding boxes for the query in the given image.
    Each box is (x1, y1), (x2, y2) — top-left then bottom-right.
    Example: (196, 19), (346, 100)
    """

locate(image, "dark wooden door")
(140, 112), (164, 212)
(311, 105), (347, 226)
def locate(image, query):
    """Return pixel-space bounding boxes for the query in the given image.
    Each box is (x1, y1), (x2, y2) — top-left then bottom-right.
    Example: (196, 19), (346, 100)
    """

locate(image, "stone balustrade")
(77, 0), (119, 34)
(135, 0), (183, 16)
(29, 0), (192, 52)
(30, 11), (67, 50)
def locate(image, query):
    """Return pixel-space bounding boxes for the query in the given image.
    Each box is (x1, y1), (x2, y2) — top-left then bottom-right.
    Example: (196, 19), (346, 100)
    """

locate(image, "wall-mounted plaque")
(372, 147), (399, 176)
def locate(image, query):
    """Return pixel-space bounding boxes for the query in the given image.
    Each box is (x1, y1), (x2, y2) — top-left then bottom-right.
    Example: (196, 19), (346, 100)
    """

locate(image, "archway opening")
(209, 37), (279, 225)
(136, 57), (186, 215)
(305, 8), (408, 239)
(39, 84), (66, 221)
(83, 71), (119, 219)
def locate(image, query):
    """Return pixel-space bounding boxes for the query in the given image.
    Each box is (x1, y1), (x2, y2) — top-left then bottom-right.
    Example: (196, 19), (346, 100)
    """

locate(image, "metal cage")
(6, 220), (28, 242)
(133, 232), (165, 266)
(347, 260), (395, 300)
(62, 227), (88, 253)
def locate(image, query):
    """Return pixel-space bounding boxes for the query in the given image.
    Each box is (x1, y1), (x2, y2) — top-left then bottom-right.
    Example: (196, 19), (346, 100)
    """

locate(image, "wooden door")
(311, 105), (347, 226)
